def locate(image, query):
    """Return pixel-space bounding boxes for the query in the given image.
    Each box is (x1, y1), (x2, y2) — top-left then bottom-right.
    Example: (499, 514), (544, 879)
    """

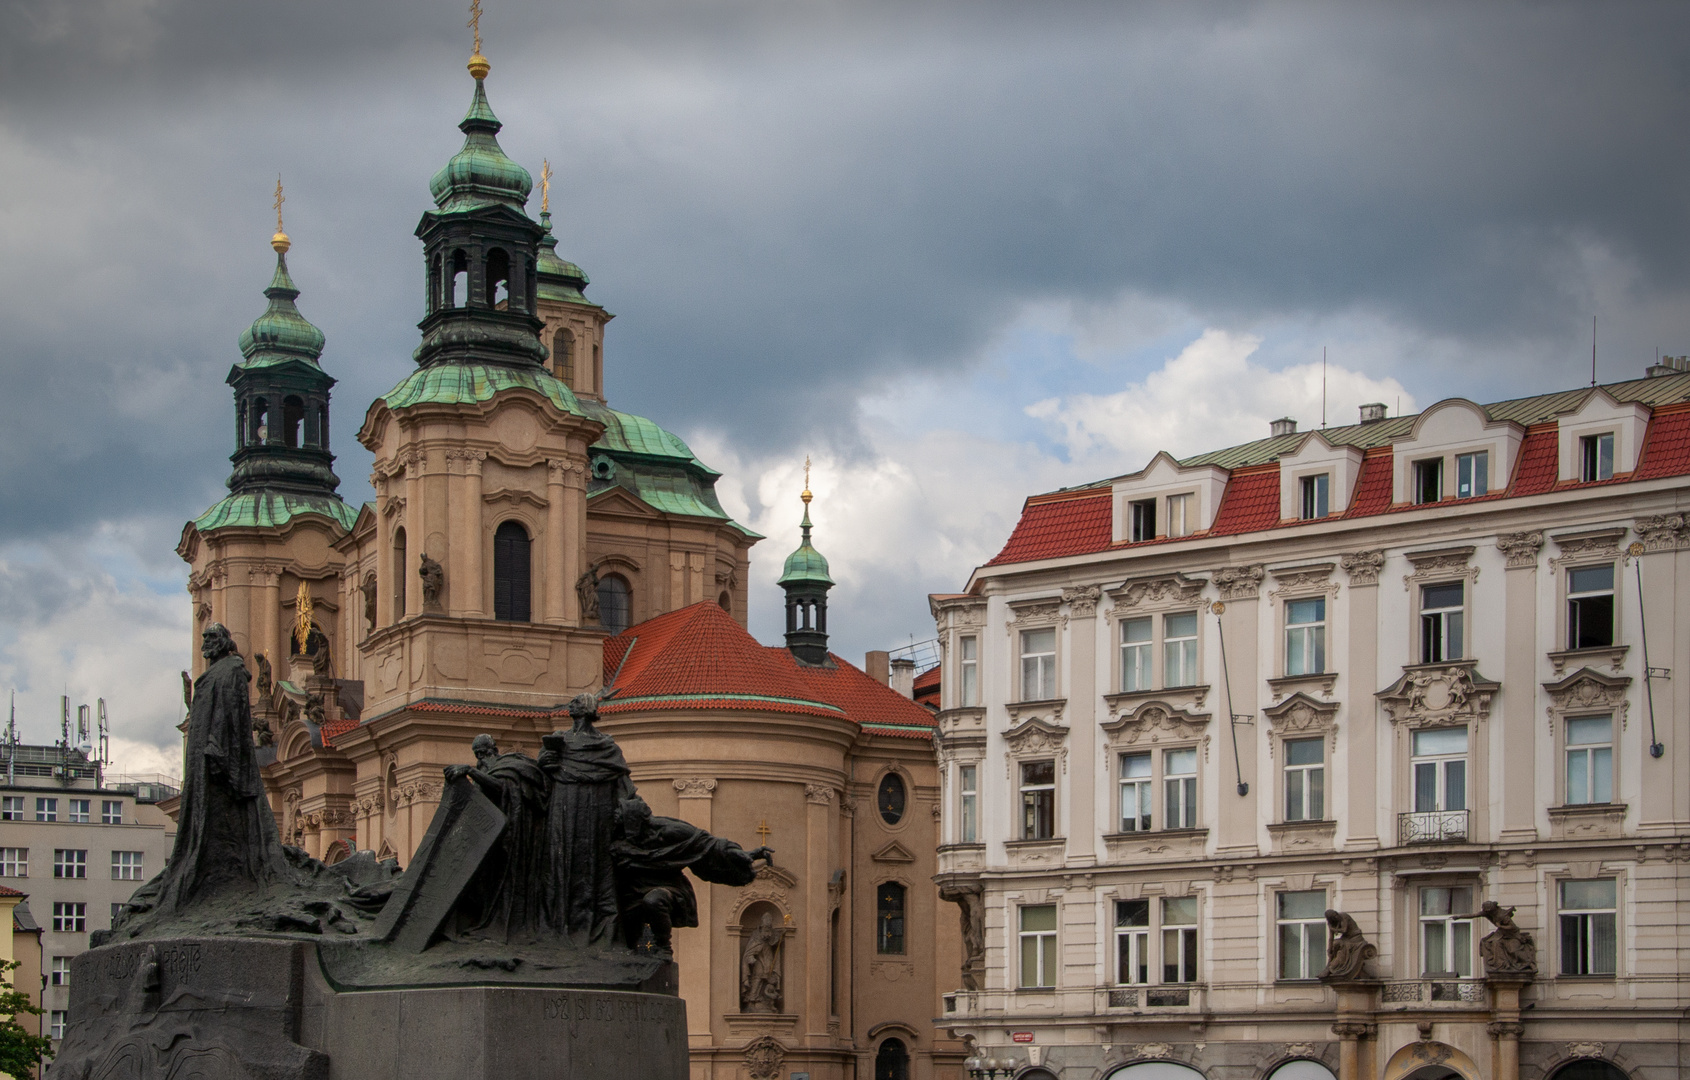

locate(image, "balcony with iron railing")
(1398, 808), (1468, 845)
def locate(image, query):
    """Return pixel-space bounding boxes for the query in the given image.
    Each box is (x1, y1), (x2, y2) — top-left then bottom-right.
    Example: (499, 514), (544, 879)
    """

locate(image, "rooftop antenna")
(59, 695), (69, 748)
(97, 698), (109, 767)
(6, 692), (13, 787)
(1321, 347), (1328, 429)
(1591, 315), (1597, 388)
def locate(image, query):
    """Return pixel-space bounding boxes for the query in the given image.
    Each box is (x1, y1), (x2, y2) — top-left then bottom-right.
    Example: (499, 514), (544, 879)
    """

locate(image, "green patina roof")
(536, 210), (594, 306)
(777, 505), (833, 586)
(236, 253), (325, 367)
(381, 362), (589, 416)
(429, 78), (533, 214)
(193, 491), (358, 533)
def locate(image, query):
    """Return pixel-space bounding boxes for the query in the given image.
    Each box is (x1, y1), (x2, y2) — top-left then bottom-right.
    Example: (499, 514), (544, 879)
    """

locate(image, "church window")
(873, 1037), (910, 1080)
(876, 882), (906, 954)
(450, 249), (468, 308)
(493, 521), (532, 622)
(393, 528), (408, 620)
(553, 327), (575, 384)
(877, 773), (906, 826)
(487, 248), (510, 309)
(597, 574), (631, 635)
(282, 396), (305, 448)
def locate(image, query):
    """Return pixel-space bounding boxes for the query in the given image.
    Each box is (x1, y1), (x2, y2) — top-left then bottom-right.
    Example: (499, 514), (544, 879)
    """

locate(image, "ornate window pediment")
(1542, 667), (1631, 732)
(931, 594), (988, 631)
(1007, 598), (1064, 629)
(871, 841), (916, 863)
(1268, 562), (1338, 600)
(1108, 573), (1207, 613)
(1402, 546), (1477, 591)
(1262, 691), (1338, 736)
(1100, 700), (1211, 749)
(1001, 715), (1069, 756)
(1548, 527), (1625, 572)
(1377, 660), (1499, 727)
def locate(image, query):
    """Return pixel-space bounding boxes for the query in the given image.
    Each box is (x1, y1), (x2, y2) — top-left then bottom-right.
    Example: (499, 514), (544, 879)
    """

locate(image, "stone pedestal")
(52, 937), (689, 1080)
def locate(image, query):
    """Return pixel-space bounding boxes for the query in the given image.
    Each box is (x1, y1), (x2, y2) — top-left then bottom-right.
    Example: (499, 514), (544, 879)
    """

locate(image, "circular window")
(877, 773), (906, 825)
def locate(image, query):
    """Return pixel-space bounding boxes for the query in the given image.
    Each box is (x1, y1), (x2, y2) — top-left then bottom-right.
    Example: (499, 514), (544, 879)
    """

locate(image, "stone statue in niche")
(1478, 900), (1538, 975)
(612, 797), (772, 954)
(1320, 909), (1377, 982)
(739, 911), (786, 1013)
(254, 652), (273, 697)
(361, 572), (377, 631)
(419, 554), (445, 611)
(575, 567), (601, 621)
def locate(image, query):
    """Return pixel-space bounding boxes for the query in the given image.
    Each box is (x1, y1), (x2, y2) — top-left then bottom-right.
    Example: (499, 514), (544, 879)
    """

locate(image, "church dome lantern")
(778, 471), (834, 665)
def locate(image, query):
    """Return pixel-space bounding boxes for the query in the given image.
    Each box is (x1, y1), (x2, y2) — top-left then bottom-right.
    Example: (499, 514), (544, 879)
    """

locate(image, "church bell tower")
(778, 475), (835, 665)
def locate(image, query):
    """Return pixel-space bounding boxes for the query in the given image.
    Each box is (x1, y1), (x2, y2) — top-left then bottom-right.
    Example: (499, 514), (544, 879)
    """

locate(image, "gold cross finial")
(801, 456), (812, 504)
(466, 0), (490, 78)
(271, 175), (290, 253)
(294, 581), (314, 654)
(540, 159), (552, 214)
(755, 819), (772, 843)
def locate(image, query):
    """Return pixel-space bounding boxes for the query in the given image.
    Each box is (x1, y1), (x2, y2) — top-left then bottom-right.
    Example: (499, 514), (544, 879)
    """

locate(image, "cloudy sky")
(1, 0), (1686, 772)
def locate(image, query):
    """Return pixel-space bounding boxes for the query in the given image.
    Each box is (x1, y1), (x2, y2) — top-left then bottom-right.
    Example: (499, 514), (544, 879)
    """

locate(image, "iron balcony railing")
(1398, 809), (1468, 845)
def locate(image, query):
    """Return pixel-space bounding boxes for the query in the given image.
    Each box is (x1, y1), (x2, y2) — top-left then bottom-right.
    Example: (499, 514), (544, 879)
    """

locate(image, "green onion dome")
(237, 249), (325, 366)
(429, 76), (533, 214)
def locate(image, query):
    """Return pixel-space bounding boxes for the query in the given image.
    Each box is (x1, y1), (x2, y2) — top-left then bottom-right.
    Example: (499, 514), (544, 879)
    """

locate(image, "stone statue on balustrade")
(1320, 909), (1377, 982)
(1478, 900), (1538, 975)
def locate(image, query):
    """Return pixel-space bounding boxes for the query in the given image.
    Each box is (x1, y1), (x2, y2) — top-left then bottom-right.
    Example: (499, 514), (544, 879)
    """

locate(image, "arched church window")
(487, 248), (510, 309)
(450, 249), (468, 308)
(873, 1038), (910, 1080)
(876, 882), (906, 955)
(493, 521), (532, 622)
(597, 574), (630, 635)
(251, 398), (269, 444)
(553, 327), (575, 385)
(282, 396), (305, 448)
(878, 773), (907, 826)
(393, 528), (408, 620)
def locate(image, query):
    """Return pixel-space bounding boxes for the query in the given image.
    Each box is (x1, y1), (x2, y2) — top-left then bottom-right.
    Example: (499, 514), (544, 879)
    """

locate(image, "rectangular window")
(959, 636), (979, 707)
(1, 797), (22, 821)
(1118, 752), (1152, 832)
(876, 882), (906, 955)
(1163, 611), (1198, 688)
(1115, 899), (1149, 985)
(1129, 498), (1156, 543)
(1276, 890), (1328, 980)
(1420, 581), (1465, 663)
(1284, 737), (1325, 822)
(0, 849), (27, 878)
(959, 765), (978, 844)
(1166, 493), (1194, 538)
(1020, 627), (1057, 701)
(1455, 451), (1488, 499)
(1162, 897), (1199, 984)
(53, 850), (87, 880)
(1580, 433), (1615, 482)
(50, 956), (70, 987)
(1412, 727), (1468, 812)
(36, 798), (57, 822)
(50, 1011), (65, 1041)
(111, 851), (144, 881)
(1567, 565), (1616, 649)
(51, 902), (85, 933)
(1299, 474), (1330, 519)
(1020, 760), (1056, 840)
(102, 799), (123, 825)
(1121, 617), (1152, 692)
(67, 799), (90, 824)
(1019, 905), (1058, 988)
(1565, 715), (1614, 805)
(1419, 886), (1474, 977)
(1414, 458), (1443, 503)
(1164, 748), (1197, 829)
(1284, 597), (1326, 676)
(1559, 878), (1617, 976)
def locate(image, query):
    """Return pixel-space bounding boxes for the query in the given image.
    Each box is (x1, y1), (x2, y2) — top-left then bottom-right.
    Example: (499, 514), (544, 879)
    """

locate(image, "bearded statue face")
(201, 624), (236, 661)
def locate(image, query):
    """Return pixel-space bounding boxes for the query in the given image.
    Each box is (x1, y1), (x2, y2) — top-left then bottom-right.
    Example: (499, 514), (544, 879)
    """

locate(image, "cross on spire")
(468, 0), (483, 56)
(273, 175), (285, 233)
(540, 159), (552, 214)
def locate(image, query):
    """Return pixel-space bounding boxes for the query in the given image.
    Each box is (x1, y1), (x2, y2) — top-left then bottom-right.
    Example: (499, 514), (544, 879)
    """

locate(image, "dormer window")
(1580, 433), (1615, 482)
(1455, 451), (1488, 498)
(1299, 474), (1329, 520)
(1166, 494), (1195, 537)
(1129, 499), (1157, 543)
(1414, 458), (1443, 504)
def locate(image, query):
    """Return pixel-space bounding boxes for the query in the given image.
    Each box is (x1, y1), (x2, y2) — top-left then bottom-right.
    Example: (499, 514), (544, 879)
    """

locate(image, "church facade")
(174, 46), (960, 1080)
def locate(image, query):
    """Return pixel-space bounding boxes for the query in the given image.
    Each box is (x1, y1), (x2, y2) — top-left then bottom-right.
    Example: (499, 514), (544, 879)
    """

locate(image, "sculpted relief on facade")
(1377, 662), (1499, 728)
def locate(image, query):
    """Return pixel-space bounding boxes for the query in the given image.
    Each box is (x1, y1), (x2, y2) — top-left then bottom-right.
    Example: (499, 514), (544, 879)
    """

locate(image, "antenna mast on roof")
(1591, 315), (1598, 387)
(5, 692), (12, 787)
(1321, 347), (1327, 429)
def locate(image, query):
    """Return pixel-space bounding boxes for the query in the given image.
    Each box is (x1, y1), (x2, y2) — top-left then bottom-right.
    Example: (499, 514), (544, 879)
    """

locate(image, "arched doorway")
(1382, 1041), (1480, 1080)
(874, 1037), (909, 1080)
(1105, 1063), (1205, 1079)
(1550, 1063), (1628, 1080)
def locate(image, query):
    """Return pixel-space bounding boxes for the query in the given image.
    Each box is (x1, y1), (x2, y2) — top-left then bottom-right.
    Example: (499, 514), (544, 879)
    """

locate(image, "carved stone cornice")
(1262, 691), (1339, 737)
(1377, 661), (1499, 728)
(1543, 667), (1631, 732)
(1004, 698), (1066, 727)
(1268, 563), (1337, 601)
(546, 457), (586, 482)
(1007, 599), (1065, 630)
(1546, 645), (1628, 678)
(1104, 685), (1209, 718)
(1001, 716), (1069, 759)
(1211, 564), (1264, 601)
(930, 594), (987, 631)
(1495, 532), (1545, 569)
(1340, 550), (1385, 586)
(1100, 701), (1211, 751)
(1062, 585), (1101, 617)
(1108, 573), (1206, 613)
(1549, 527), (1625, 572)
(804, 783), (836, 806)
(673, 777), (717, 799)
(247, 562), (286, 587)
(1634, 514), (1690, 552)
(1402, 546), (1477, 591)
(1266, 671), (1338, 702)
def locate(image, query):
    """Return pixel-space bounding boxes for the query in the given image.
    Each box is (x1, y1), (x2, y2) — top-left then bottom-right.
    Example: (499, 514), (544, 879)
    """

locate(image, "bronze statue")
(611, 797), (772, 955)
(1320, 909), (1377, 982)
(739, 912), (785, 1013)
(1478, 900), (1537, 975)
(419, 554), (445, 610)
(540, 694), (636, 941)
(440, 735), (552, 941)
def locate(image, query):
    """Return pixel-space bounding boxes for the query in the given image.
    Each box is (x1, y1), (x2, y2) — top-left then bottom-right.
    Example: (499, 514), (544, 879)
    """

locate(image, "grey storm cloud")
(0, 0), (1687, 546)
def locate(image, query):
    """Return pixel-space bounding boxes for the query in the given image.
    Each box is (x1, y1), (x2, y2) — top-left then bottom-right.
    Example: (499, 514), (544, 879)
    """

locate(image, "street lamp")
(965, 1054), (1020, 1079)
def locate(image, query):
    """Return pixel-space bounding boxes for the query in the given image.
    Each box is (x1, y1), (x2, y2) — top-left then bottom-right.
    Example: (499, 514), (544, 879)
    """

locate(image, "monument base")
(52, 937), (688, 1080)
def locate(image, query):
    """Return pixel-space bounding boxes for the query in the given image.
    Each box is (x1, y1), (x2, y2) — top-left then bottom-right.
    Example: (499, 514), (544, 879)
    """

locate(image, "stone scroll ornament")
(1319, 910), (1377, 982)
(1478, 900), (1538, 975)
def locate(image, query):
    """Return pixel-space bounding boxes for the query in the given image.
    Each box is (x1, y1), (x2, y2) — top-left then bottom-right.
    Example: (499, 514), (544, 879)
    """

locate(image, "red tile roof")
(1636, 402), (1690, 479)
(912, 664), (940, 709)
(1342, 447), (1396, 518)
(1505, 424), (1559, 496)
(986, 489), (1112, 566)
(1209, 463), (1281, 535)
(0, 885), (23, 898)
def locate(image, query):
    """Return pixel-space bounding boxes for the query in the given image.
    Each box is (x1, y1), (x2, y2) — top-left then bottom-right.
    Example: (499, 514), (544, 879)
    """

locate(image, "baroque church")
(174, 41), (961, 1080)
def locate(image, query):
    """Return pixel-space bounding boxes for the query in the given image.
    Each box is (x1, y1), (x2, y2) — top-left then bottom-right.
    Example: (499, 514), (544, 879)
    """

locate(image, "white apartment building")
(931, 366), (1690, 1080)
(0, 744), (176, 1051)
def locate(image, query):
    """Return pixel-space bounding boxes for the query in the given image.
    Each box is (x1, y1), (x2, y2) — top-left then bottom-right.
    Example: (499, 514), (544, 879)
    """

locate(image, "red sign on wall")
(1010, 1032), (1035, 1044)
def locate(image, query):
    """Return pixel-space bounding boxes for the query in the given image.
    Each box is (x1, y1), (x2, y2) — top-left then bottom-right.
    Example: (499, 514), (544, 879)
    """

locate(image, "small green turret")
(779, 474), (834, 665)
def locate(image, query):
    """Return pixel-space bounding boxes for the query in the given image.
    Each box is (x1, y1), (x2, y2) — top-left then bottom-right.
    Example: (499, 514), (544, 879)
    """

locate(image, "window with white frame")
(53, 850), (86, 880)
(1284, 597), (1326, 676)
(1129, 499), (1157, 543)
(1162, 897), (1199, 983)
(51, 902), (85, 933)
(1019, 904), (1057, 987)
(1115, 899), (1149, 984)
(1020, 760), (1056, 840)
(1414, 458), (1443, 503)
(67, 798), (90, 823)
(50, 956), (70, 986)
(1419, 886), (1474, 977)
(958, 636), (979, 707)
(101, 799), (123, 824)
(1020, 627), (1057, 700)
(1579, 432), (1615, 482)
(50, 1011), (66, 1040)
(1284, 737), (1325, 822)
(1565, 715), (1614, 805)
(0, 849), (26, 878)
(1455, 451), (1488, 498)
(1121, 617), (1152, 692)
(111, 851), (144, 881)
(1119, 752), (1152, 832)
(36, 798), (56, 822)
(0, 797), (20, 821)
(958, 765), (978, 843)
(1299, 474), (1329, 520)
(1163, 611), (1198, 687)
(1412, 727), (1468, 813)
(1277, 890), (1328, 980)
(1164, 748), (1197, 829)
(1559, 878), (1617, 976)
(1420, 581), (1464, 662)
(1166, 493), (1195, 538)
(1567, 564), (1616, 649)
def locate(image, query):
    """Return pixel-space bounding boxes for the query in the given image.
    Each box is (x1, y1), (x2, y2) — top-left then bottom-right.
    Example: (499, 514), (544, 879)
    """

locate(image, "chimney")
(1359, 402), (1388, 424)
(1270, 417), (1298, 437)
(889, 657), (916, 699)
(865, 650), (890, 686)
(1647, 355), (1690, 379)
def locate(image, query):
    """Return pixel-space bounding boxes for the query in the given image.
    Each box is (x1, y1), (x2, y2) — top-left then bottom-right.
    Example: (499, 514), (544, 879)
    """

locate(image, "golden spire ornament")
(801, 455), (812, 504)
(467, 0), (490, 79)
(294, 581), (314, 655)
(540, 159), (552, 214)
(271, 175), (290, 254)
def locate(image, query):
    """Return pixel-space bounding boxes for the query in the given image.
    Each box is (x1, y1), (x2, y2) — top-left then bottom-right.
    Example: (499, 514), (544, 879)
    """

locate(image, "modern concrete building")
(0, 746), (176, 1053)
(930, 366), (1690, 1080)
